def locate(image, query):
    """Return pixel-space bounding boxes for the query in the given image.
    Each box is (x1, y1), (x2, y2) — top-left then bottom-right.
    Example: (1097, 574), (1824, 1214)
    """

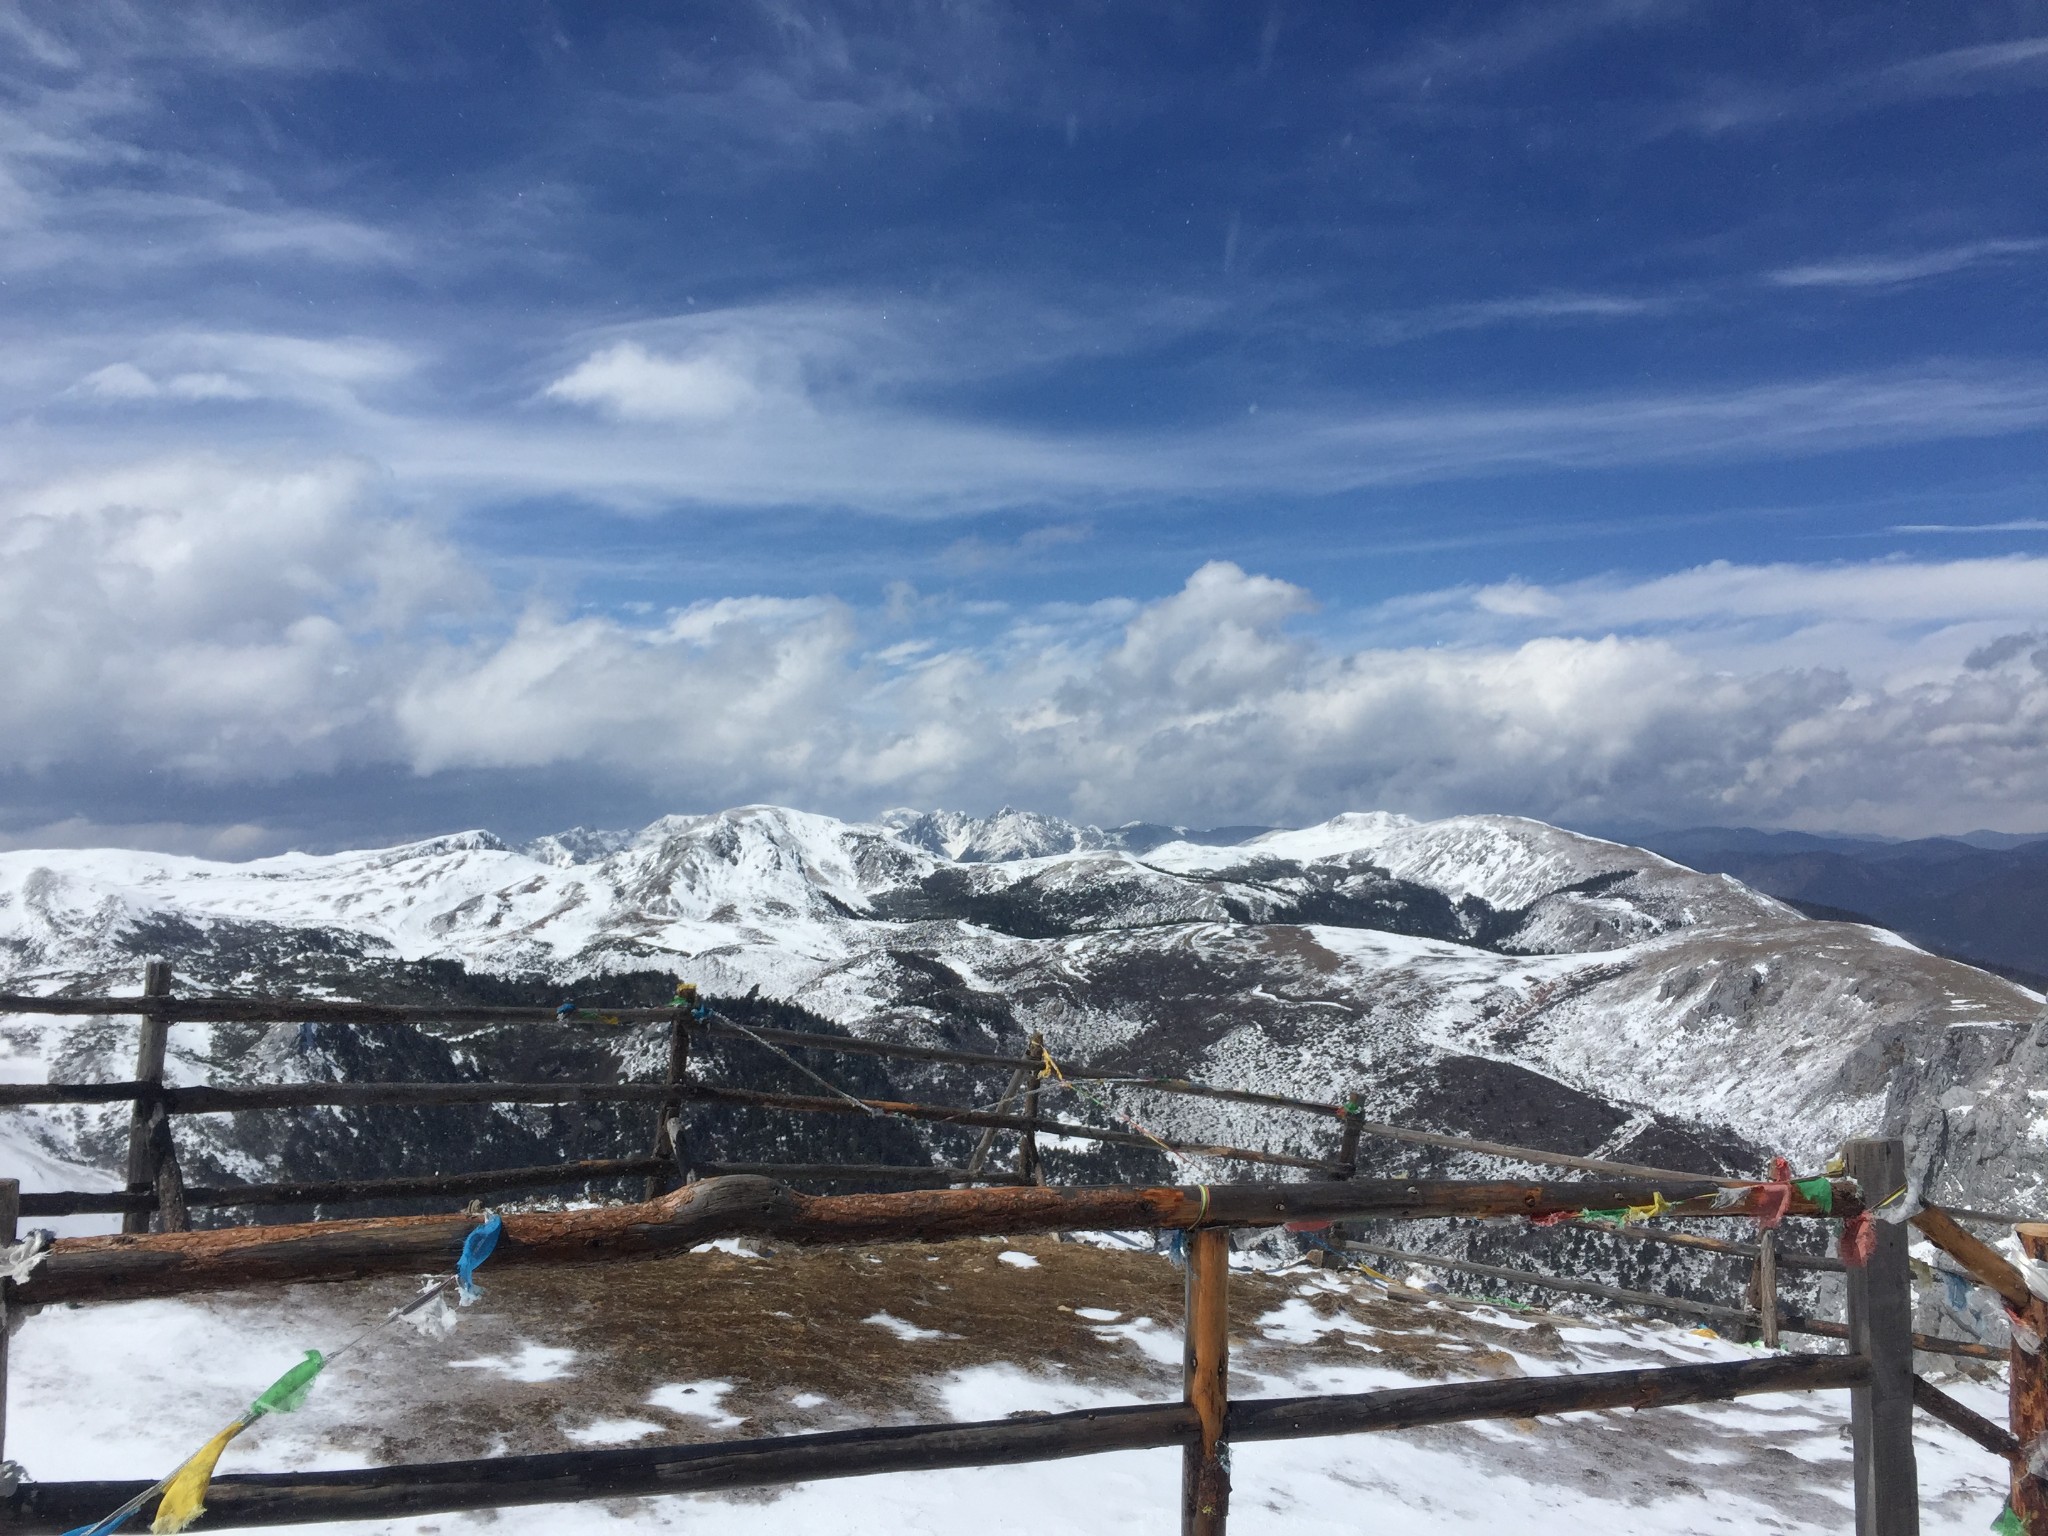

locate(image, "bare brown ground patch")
(227, 1237), (1563, 1468)
(1256, 926), (1345, 975)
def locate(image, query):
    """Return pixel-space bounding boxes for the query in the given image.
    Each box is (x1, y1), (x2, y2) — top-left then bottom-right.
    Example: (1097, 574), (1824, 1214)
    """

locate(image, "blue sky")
(3, 1), (2046, 853)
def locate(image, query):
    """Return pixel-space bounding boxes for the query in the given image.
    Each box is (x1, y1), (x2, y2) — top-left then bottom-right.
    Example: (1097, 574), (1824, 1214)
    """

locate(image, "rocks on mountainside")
(1, 806), (2041, 1299)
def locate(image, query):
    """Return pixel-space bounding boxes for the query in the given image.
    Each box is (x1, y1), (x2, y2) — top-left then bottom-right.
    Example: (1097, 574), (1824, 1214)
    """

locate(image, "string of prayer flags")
(152, 1352), (329, 1533)
(63, 1503), (143, 1536)
(63, 1211), (506, 1536)
(247, 1351), (326, 1416)
(457, 1211), (503, 1303)
(2010, 1251), (2048, 1305)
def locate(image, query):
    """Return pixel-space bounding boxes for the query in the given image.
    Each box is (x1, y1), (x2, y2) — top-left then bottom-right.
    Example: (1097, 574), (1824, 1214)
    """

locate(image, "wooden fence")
(0, 966), (2042, 1534)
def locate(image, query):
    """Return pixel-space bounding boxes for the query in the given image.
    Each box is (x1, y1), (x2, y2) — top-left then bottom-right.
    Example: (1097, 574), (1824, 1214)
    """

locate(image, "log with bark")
(13, 1173), (1851, 1306)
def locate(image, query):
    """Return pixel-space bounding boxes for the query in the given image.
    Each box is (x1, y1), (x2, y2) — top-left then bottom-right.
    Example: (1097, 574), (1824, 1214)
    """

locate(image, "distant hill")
(1633, 827), (2048, 985)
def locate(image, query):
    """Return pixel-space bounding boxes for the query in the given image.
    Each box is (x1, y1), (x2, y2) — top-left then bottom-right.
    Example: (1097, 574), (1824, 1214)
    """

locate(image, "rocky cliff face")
(1, 806), (2041, 1252)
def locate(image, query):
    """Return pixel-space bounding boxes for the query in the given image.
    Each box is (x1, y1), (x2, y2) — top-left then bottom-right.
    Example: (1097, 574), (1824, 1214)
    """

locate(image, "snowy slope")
(0, 804), (2042, 1230)
(7, 1238), (2009, 1536)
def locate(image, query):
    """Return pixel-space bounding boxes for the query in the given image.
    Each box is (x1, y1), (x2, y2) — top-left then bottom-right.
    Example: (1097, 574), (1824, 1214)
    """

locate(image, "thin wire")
(1037, 1044), (1192, 1167)
(705, 1006), (882, 1117)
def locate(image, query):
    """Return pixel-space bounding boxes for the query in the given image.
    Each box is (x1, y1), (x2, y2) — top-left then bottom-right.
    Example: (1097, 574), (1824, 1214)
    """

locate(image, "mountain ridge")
(1, 804), (2042, 1252)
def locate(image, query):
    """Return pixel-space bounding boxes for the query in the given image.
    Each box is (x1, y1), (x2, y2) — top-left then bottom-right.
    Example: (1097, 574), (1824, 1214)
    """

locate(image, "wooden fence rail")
(0, 1354), (1868, 1536)
(13, 1174), (1847, 1306)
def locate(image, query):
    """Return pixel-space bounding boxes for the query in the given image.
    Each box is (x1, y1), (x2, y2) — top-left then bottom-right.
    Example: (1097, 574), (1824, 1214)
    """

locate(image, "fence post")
(1329, 1092), (1363, 1180)
(2013, 1224), (2048, 1532)
(1756, 1230), (1780, 1349)
(1019, 1035), (1044, 1186)
(645, 1008), (694, 1197)
(1182, 1225), (1230, 1536)
(1844, 1137), (1918, 1536)
(0, 1177), (16, 1468)
(122, 961), (180, 1234)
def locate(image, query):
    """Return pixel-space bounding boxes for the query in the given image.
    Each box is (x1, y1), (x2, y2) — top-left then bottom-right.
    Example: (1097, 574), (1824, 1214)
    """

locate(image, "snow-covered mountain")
(2, 805), (2042, 1235)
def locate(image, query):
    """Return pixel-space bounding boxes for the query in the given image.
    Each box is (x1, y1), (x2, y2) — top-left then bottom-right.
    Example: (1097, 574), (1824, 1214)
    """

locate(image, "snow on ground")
(9, 1234), (2009, 1535)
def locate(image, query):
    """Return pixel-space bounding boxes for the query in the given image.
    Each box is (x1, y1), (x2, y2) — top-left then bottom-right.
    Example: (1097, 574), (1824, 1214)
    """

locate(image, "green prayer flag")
(1792, 1176), (1834, 1214)
(1990, 1504), (2024, 1536)
(1580, 1208), (1629, 1228)
(248, 1351), (325, 1418)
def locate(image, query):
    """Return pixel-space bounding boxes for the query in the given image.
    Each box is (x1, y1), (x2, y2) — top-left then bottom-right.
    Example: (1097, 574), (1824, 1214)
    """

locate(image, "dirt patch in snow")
(179, 1236), (1560, 1467)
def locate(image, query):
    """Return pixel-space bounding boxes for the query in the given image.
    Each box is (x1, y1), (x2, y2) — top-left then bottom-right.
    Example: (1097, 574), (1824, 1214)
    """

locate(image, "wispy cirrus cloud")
(1365, 290), (1683, 343)
(1680, 32), (2048, 135)
(0, 7), (403, 280)
(470, 302), (2048, 512)
(1890, 519), (2048, 535)
(1768, 237), (2048, 290)
(21, 301), (2046, 517)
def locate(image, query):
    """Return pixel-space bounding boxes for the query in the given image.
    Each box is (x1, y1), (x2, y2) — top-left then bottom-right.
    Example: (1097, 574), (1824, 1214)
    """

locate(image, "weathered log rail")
(0, 1354), (1868, 1535)
(11, 1173), (1846, 1306)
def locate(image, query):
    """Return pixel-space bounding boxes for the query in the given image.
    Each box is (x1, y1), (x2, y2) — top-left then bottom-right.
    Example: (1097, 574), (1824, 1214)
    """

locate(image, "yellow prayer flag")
(151, 1420), (247, 1534)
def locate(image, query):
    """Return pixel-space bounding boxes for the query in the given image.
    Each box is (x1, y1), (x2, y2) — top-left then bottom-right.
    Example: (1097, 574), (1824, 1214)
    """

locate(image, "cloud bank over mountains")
(5, 456), (2046, 854)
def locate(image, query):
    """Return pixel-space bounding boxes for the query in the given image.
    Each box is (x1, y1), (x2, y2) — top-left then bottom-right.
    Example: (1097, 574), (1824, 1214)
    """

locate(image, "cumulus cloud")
(379, 561), (2048, 834)
(0, 457), (476, 776)
(4, 459), (2048, 837)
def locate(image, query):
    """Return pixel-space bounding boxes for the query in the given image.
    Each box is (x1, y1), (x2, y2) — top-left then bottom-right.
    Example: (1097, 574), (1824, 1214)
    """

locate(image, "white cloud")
(0, 456), (476, 777)
(22, 301), (2048, 520)
(1469, 556), (2048, 631)
(422, 327), (2048, 515)
(1678, 33), (2048, 134)
(1877, 35), (2048, 93)
(74, 362), (159, 400)
(0, 816), (277, 859)
(73, 362), (258, 401)
(4, 459), (2047, 837)
(544, 342), (765, 423)
(382, 559), (2048, 835)
(49, 333), (413, 424)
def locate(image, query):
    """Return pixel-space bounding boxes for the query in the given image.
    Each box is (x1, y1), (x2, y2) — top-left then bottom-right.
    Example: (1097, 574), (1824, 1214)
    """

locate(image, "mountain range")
(2, 804), (2040, 1269)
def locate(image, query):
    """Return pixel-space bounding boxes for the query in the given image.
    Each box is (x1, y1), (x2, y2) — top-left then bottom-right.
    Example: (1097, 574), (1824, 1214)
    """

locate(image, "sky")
(2, 0), (2046, 856)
